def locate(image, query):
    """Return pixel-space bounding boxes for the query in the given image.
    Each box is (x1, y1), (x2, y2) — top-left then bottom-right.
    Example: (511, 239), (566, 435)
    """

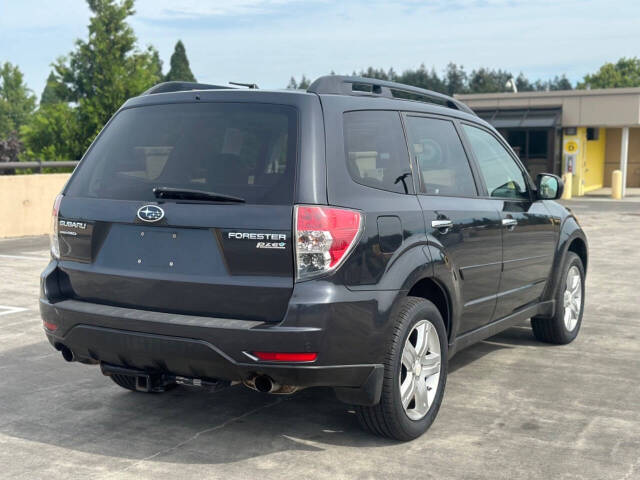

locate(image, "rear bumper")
(41, 297), (380, 388)
(40, 258), (405, 404)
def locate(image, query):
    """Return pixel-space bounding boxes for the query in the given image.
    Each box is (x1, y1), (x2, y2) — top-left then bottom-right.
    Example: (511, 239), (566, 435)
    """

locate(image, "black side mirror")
(536, 173), (564, 200)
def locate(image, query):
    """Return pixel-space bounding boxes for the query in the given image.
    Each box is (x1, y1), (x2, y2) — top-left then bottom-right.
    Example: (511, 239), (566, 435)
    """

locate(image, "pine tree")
(40, 71), (66, 104)
(165, 40), (196, 82)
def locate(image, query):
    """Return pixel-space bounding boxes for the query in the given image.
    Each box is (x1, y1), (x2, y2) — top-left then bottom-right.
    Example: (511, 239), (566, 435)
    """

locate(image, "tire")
(356, 296), (448, 441)
(531, 252), (585, 344)
(109, 373), (175, 393)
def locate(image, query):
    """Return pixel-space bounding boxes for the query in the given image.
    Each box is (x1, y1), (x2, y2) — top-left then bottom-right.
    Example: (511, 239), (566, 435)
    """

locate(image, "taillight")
(294, 205), (363, 281)
(50, 194), (63, 259)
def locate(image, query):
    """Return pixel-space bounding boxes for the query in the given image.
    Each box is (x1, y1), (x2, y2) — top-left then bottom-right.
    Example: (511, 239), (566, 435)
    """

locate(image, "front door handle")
(432, 219), (453, 233)
(502, 218), (518, 230)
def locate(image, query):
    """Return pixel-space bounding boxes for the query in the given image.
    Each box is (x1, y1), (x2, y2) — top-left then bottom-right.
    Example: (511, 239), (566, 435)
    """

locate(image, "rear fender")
(352, 242), (461, 347)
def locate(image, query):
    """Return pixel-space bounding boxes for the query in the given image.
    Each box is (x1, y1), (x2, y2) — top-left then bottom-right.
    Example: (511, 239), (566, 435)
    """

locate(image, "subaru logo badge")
(137, 205), (164, 223)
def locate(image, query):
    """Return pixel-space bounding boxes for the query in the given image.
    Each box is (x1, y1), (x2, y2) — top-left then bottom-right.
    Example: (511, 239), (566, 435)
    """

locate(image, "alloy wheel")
(563, 265), (582, 331)
(399, 319), (442, 421)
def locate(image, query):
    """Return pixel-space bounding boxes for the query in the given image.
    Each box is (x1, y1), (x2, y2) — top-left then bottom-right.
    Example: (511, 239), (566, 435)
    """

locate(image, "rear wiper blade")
(153, 187), (245, 203)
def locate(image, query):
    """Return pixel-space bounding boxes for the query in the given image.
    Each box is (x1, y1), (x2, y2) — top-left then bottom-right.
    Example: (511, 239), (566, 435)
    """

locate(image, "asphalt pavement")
(0, 199), (638, 480)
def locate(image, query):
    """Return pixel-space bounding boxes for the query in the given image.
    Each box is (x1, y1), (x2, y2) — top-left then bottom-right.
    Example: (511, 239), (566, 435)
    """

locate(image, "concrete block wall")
(0, 174), (71, 238)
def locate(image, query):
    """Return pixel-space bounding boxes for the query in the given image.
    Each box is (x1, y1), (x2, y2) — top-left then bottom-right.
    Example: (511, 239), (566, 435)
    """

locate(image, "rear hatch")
(57, 101), (298, 322)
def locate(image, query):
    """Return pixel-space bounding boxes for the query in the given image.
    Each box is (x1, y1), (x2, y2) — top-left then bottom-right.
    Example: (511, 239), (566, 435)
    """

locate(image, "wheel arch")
(567, 236), (588, 274)
(541, 215), (588, 306)
(407, 277), (452, 343)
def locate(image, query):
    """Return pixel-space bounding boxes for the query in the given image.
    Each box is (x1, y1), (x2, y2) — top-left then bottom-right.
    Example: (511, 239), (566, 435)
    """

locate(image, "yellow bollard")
(611, 170), (623, 199)
(562, 172), (572, 200)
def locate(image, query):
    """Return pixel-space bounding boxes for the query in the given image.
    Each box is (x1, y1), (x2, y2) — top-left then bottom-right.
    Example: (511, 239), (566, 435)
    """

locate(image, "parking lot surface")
(1, 200), (639, 480)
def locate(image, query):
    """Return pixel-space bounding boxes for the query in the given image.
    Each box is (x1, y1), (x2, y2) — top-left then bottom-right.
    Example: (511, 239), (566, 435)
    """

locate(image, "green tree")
(0, 62), (36, 139)
(397, 64), (446, 93)
(165, 40), (195, 82)
(50, 0), (163, 150)
(444, 63), (467, 95)
(286, 64), (573, 96)
(467, 67), (512, 93)
(40, 71), (67, 104)
(286, 76), (298, 89)
(287, 75), (310, 90)
(548, 75), (572, 91)
(21, 103), (81, 162)
(358, 67), (395, 81)
(515, 73), (535, 92)
(578, 57), (640, 89)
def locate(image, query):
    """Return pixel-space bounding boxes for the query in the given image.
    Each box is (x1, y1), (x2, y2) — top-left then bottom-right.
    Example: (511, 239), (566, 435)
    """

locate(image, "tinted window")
(343, 111), (412, 194)
(463, 124), (529, 199)
(66, 103), (297, 205)
(405, 116), (476, 196)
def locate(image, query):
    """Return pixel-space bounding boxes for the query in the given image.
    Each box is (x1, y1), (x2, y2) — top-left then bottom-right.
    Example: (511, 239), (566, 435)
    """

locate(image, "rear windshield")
(65, 102), (298, 204)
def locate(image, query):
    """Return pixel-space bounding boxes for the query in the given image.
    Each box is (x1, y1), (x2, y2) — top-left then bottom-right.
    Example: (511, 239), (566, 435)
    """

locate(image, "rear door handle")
(502, 218), (518, 230)
(431, 219), (453, 233)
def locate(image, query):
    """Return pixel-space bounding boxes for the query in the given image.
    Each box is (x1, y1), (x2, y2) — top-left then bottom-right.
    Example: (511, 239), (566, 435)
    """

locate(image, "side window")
(462, 124), (530, 199)
(405, 116), (477, 197)
(343, 111), (413, 194)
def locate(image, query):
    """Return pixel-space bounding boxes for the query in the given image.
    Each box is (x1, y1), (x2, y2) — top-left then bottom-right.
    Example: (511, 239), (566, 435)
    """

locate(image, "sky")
(1, 0), (640, 99)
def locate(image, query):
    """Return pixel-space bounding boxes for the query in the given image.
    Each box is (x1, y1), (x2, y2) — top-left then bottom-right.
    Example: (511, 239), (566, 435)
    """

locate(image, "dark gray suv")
(41, 76), (588, 440)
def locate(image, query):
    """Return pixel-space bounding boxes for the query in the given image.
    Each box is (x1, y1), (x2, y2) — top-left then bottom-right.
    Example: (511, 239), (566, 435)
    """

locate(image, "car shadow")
(1, 323), (541, 466)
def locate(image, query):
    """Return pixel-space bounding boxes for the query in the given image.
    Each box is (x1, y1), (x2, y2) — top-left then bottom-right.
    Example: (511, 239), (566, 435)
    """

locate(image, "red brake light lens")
(252, 352), (318, 362)
(295, 205), (362, 281)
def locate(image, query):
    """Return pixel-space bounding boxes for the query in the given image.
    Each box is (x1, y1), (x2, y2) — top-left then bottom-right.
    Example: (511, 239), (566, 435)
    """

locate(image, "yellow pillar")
(611, 170), (623, 200)
(562, 173), (573, 200)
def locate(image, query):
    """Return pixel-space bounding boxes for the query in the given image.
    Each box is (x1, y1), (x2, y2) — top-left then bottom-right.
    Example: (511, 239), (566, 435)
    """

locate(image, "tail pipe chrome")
(243, 375), (301, 395)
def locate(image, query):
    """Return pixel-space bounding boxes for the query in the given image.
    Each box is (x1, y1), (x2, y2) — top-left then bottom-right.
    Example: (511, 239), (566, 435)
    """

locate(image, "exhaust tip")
(57, 344), (75, 362)
(243, 375), (300, 394)
(253, 375), (274, 393)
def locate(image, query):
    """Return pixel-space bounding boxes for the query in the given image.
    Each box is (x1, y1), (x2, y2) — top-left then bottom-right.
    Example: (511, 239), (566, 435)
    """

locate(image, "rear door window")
(343, 111), (413, 194)
(405, 116), (477, 197)
(65, 103), (298, 205)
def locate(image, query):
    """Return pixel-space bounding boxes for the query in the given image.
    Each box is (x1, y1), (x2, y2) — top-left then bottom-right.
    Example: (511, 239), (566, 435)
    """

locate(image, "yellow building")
(456, 88), (640, 196)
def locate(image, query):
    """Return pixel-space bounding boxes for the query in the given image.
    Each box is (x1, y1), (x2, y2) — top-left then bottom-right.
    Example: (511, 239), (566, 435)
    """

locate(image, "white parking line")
(0, 254), (49, 261)
(0, 305), (28, 316)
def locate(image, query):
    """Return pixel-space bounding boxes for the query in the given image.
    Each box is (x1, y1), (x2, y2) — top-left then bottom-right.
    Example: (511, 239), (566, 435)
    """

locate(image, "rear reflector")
(43, 320), (58, 331)
(252, 352), (318, 362)
(294, 205), (362, 281)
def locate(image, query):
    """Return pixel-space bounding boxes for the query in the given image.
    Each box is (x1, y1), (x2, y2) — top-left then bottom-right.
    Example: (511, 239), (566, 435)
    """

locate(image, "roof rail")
(142, 81), (234, 95)
(307, 75), (475, 115)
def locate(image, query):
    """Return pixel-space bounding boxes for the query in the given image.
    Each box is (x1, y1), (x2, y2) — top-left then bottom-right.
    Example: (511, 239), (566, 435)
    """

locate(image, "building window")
(529, 130), (548, 157)
(505, 129), (548, 159)
(507, 131), (526, 158)
(587, 127), (599, 141)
